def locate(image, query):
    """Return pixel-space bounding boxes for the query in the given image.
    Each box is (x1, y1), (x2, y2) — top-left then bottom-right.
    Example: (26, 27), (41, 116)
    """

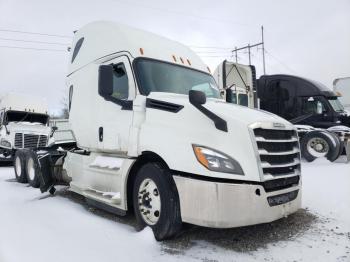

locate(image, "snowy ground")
(0, 159), (349, 262)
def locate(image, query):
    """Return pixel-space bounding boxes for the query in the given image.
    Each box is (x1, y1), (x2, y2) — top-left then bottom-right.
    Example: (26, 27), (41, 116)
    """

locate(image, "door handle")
(99, 127), (103, 142)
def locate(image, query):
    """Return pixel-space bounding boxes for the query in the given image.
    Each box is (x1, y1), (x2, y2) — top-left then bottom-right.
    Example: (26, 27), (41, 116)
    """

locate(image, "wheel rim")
(138, 178), (161, 225)
(307, 137), (329, 157)
(15, 156), (21, 176)
(27, 157), (35, 181)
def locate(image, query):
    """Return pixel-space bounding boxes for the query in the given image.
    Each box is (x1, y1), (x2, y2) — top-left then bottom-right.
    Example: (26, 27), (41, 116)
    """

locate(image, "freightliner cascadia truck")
(13, 22), (301, 240)
(0, 93), (51, 165)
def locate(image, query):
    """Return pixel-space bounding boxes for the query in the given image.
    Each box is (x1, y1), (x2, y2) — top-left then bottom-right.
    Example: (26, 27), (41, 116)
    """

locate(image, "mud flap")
(37, 152), (66, 193)
(37, 154), (55, 193)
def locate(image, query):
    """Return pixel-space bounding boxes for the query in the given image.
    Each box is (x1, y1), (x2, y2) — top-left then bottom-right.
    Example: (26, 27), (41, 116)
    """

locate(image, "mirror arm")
(189, 100), (228, 132)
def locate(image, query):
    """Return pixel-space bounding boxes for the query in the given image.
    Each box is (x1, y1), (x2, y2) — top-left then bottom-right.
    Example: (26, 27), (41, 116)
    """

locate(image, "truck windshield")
(328, 98), (344, 112)
(134, 59), (221, 98)
(5, 111), (48, 125)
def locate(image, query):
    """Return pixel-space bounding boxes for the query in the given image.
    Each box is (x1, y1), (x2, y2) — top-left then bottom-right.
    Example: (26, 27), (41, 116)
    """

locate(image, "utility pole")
(261, 26), (266, 74)
(234, 46), (238, 62)
(231, 26), (266, 74)
(248, 44), (251, 65)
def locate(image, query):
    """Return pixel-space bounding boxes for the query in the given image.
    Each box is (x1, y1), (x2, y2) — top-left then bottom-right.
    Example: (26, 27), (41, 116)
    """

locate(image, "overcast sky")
(0, 0), (349, 114)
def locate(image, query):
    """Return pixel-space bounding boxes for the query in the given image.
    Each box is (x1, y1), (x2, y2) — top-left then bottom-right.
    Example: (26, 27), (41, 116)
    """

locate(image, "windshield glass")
(135, 59), (221, 98)
(5, 111), (49, 125)
(328, 98), (344, 112)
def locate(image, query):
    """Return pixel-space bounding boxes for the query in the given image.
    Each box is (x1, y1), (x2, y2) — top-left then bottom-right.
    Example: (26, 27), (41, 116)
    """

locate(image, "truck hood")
(6, 122), (51, 134)
(139, 92), (296, 182)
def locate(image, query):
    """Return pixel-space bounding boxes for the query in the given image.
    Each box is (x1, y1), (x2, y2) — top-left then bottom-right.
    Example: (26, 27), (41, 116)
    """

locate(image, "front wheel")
(133, 162), (182, 241)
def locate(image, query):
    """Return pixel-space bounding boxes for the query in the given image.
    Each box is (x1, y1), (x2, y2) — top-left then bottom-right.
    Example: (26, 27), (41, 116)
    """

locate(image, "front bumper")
(173, 175), (301, 228)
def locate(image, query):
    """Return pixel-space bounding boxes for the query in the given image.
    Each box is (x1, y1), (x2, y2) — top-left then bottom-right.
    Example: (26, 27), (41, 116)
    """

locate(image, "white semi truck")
(334, 77), (350, 112)
(14, 21), (301, 240)
(0, 93), (51, 166)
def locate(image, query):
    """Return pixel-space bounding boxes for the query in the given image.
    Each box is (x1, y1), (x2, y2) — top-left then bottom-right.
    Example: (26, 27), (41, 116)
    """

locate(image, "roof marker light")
(172, 55), (177, 62)
(180, 57), (184, 64)
(139, 48), (144, 55)
(207, 66), (211, 73)
(187, 59), (191, 66)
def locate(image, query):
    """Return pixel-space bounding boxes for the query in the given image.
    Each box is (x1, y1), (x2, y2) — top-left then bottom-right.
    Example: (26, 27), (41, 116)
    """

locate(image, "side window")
(111, 63), (129, 100)
(69, 85), (73, 112)
(302, 98), (325, 114)
(71, 37), (84, 63)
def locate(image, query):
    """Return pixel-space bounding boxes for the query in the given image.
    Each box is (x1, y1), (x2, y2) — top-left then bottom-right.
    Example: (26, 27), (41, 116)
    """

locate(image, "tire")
(300, 130), (340, 162)
(326, 132), (342, 162)
(25, 150), (41, 188)
(14, 150), (27, 183)
(133, 162), (182, 241)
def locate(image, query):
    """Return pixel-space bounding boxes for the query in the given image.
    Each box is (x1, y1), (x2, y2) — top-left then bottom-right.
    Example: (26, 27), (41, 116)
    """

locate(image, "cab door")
(96, 55), (136, 154)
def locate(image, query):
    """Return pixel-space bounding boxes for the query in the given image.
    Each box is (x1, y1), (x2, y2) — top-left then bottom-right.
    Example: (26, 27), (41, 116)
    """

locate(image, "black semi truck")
(257, 74), (350, 128)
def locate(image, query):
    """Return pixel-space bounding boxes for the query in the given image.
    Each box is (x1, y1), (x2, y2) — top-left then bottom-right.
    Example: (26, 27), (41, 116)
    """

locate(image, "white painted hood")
(138, 92), (296, 182)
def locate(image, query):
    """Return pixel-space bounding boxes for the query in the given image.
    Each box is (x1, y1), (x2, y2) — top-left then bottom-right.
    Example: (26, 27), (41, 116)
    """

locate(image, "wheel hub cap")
(307, 137), (329, 157)
(138, 178), (161, 225)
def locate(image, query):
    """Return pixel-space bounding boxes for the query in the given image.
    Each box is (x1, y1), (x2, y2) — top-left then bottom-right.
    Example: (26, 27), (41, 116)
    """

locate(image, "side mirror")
(50, 126), (58, 138)
(98, 65), (114, 97)
(189, 90), (206, 105)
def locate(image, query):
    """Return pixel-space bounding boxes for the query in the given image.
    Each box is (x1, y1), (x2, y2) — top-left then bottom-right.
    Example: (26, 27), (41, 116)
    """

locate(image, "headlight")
(192, 145), (244, 175)
(0, 139), (11, 148)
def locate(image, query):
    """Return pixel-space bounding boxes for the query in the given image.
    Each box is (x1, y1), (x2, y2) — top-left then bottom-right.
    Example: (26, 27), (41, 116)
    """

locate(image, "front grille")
(254, 128), (296, 140)
(257, 141), (298, 153)
(252, 127), (301, 178)
(38, 135), (48, 147)
(263, 175), (300, 192)
(24, 134), (40, 148)
(14, 133), (23, 148)
(14, 133), (47, 149)
(260, 153), (298, 165)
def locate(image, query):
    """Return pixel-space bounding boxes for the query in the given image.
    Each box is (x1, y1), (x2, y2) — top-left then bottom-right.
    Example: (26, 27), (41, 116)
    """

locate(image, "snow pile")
(0, 159), (349, 262)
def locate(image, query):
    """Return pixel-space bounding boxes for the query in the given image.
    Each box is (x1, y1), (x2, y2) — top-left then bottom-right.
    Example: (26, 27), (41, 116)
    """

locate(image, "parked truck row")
(214, 60), (350, 162)
(11, 21), (302, 240)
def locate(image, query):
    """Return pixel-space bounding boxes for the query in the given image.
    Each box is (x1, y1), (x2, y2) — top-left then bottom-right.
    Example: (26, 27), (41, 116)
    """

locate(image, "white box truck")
(0, 93), (51, 165)
(14, 21), (301, 240)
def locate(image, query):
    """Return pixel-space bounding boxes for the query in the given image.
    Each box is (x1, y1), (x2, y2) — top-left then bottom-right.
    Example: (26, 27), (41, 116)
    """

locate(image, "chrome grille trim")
(250, 126), (301, 179)
(14, 133), (23, 148)
(14, 133), (48, 149)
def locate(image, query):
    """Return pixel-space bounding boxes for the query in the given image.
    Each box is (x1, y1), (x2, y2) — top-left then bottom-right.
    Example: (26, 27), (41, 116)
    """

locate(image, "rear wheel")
(25, 150), (41, 188)
(14, 150), (27, 183)
(301, 130), (340, 162)
(133, 162), (182, 241)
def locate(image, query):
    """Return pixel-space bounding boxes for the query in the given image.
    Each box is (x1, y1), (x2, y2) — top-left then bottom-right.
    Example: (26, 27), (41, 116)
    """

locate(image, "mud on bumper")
(173, 174), (301, 228)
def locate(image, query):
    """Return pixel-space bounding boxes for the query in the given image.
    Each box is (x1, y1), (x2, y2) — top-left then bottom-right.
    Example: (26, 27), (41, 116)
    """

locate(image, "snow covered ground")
(0, 159), (349, 262)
